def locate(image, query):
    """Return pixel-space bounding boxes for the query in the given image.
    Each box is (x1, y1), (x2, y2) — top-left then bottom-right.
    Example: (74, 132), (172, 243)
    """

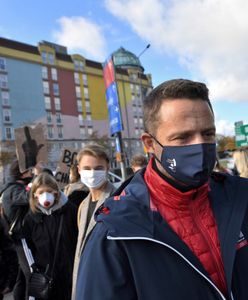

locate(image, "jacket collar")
(144, 158), (210, 210)
(99, 169), (248, 295)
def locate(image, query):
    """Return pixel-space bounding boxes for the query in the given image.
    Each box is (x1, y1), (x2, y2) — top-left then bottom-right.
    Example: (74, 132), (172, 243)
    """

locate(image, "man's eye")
(176, 136), (188, 140)
(204, 132), (215, 137)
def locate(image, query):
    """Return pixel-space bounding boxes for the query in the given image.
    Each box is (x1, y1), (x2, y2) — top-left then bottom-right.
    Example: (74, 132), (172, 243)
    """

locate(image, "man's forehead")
(158, 98), (214, 118)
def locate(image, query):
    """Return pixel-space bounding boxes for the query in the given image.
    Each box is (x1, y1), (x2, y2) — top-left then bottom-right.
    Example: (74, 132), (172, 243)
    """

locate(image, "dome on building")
(112, 47), (144, 72)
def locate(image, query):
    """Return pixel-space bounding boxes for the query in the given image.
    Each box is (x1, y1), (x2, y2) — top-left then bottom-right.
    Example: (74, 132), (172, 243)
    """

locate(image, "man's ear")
(141, 133), (155, 154)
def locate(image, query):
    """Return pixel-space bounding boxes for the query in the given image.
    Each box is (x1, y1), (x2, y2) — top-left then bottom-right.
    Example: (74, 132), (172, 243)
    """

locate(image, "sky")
(1, 0), (248, 136)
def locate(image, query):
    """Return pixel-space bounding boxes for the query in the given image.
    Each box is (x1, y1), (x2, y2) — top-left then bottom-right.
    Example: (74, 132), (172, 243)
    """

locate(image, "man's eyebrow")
(168, 127), (216, 137)
(201, 127), (216, 132)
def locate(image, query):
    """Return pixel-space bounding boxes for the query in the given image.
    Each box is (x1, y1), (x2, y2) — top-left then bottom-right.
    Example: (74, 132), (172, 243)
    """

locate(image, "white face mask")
(37, 192), (55, 208)
(80, 170), (107, 189)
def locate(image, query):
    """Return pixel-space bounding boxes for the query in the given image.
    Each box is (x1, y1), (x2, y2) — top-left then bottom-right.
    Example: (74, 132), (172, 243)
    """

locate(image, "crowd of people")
(0, 79), (248, 300)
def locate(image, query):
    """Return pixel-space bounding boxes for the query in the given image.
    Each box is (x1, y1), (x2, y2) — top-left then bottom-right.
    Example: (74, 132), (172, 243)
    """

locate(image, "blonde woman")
(64, 164), (88, 207)
(233, 149), (248, 178)
(17, 173), (78, 300)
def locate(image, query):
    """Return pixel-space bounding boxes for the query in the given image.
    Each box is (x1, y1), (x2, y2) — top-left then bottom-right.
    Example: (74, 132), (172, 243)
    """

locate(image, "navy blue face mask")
(151, 136), (216, 187)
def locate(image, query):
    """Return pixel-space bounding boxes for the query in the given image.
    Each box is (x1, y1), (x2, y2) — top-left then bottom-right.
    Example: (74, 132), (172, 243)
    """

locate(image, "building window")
(47, 126), (54, 139)
(5, 127), (12, 140)
(74, 73), (80, 85)
(0, 57), (6, 71)
(78, 114), (83, 125)
(130, 73), (137, 81)
(88, 127), (93, 135)
(42, 66), (48, 79)
(86, 113), (92, 121)
(57, 126), (63, 138)
(54, 97), (61, 111)
(53, 83), (59, 95)
(136, 141), (140, 147)
(82, 74), (88, 86)
(131, 94), (136, 101)
(0, 74), (8, 88)
(134, 117), (138, 124)
(44, 96), (51, 109)
(1, 91), (10, 105)
(47, 111), (52, 123)
(84, 87), (89, 98)
(132, 105), (137, 114)
(80, 127), (86, 138)
(86, 113), (91, 121)
(3, 109), (11, 122)
(135, 128), (139, 136)
(77, 100), (82, 112)
(138, 106), (143, 114)
(139, 117), (143, 125)
(74, 60), (84, 71)
(76, 86), (81, 98)
(41, 51), (47, 64)
(56, 112), (62, 123)
(43, 81), (49, 94)
(51, 68), (58, 81)
(85, 100), (90, 109)
(48, 53), (55, 65)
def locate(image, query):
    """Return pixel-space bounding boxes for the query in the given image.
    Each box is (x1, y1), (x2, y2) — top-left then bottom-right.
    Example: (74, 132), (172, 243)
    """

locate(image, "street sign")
(235, 124), (248, 147)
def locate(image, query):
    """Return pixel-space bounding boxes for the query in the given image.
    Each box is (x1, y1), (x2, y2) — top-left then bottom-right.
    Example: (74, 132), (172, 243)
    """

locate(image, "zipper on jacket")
(107, 235), (227, 300)
(189, 201), (227, 295)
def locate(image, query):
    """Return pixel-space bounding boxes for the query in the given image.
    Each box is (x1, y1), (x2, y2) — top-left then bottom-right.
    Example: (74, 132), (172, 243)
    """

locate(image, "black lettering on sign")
(55, 172), (62, 181)
(62, 150), (72, 165)
(62, 150), (78, 167)
(61, 172), (69, 184)
(55, 172), (69, 184)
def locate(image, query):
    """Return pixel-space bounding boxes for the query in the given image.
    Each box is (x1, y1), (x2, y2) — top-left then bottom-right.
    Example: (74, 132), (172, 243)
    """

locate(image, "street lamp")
(137, 44), (151, 158)
(138, 44), (151, 58)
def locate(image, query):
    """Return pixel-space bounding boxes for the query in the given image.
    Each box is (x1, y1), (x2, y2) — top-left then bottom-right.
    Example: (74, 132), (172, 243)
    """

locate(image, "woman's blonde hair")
(30, 173), (60, 213)
(233, 149), (248, 178)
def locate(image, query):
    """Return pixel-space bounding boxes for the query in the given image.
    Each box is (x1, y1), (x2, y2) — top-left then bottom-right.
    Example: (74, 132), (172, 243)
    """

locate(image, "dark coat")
(20, 200), (78, 300)
(0, 181), (29, 224)
(0, 218), (18, 293)
(75, 171), (248, 300)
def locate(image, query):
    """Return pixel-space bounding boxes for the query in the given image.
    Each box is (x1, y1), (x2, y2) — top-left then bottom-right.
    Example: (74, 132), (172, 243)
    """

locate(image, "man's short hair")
(77, 144), (110, 164)
(131, 154), (147, 168)
(143, 79), (213, 134)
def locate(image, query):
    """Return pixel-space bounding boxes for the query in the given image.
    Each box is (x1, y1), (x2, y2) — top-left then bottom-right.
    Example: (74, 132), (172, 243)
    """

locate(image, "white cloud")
(215, 119), (234, 136)
(53, 16), (107, 60)
(105, 0), (248, 102)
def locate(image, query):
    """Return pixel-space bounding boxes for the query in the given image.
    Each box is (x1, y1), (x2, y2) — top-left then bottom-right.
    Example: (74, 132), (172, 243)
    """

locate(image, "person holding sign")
(71, 144), (116, 300)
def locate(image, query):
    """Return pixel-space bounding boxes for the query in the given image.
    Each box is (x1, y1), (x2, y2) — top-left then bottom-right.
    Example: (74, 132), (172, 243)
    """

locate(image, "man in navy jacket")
(75, 79), (248, 300)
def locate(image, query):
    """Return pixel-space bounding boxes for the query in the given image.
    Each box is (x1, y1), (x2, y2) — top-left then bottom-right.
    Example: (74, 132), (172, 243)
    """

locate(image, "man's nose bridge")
(193, 133), (205, 144)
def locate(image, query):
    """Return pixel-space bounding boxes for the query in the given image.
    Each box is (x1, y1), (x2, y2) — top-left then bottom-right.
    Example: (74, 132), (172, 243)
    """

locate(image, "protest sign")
(15, 124), (47, 172)
(54, 148), (78, 188)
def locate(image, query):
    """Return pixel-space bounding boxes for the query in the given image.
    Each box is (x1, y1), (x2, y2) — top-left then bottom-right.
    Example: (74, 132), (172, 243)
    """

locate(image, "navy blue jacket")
(75, 171), (248, 300)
